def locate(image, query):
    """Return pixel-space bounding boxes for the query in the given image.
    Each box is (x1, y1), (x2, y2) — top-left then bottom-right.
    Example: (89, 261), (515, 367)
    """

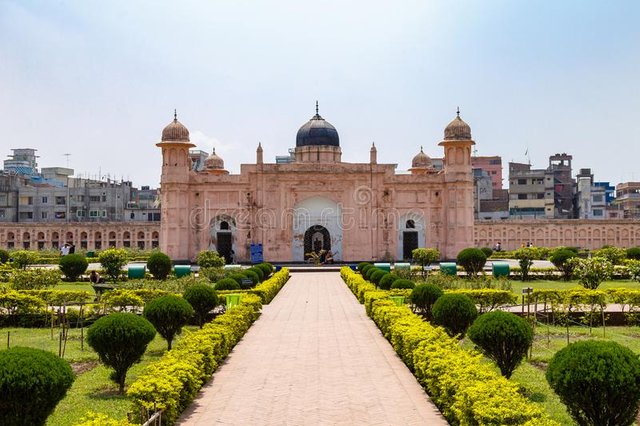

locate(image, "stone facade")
(475, 219), (640, 251)
(0, 222), (160, 251)
(157, 109), (476, 262)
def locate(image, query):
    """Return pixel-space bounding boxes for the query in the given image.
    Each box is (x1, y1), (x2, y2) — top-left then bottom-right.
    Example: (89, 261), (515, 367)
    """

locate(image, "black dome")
(296, 105), (340, 147)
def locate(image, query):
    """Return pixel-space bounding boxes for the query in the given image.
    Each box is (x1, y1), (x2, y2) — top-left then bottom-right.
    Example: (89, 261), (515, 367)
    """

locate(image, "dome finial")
(315, 100), (319, 115)
(174, 109), (177, 121)
(420, 145), (424, 152)
(456, 106), (460, 117)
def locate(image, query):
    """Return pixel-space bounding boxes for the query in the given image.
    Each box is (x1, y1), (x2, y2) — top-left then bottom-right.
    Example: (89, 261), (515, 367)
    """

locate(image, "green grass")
(57, 282), (95, 293)
(464, 324), (640, 425)
(1, 324), (198, 425)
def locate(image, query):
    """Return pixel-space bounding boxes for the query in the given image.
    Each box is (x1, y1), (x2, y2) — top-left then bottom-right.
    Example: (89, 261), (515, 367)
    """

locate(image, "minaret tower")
(439, 108), (475, 257)
(156, 110), (195, 260)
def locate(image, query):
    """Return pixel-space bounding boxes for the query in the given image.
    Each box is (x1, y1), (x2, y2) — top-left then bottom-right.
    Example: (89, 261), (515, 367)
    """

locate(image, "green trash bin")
(128, 264), (145, 279)
(439, 262), (457, 276)
(374, 262), (391, 272)
(394, 262), (411, 270)
(86, 251), (95, 258)
(174, 265), (192, 278)
(389, 295), (405, 306)
(225, 293), (241, 309)
(492, 261), (510, 278)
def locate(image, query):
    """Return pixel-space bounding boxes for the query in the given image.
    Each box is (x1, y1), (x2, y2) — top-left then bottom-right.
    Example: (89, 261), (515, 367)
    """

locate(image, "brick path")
(178, 272), (447, 425)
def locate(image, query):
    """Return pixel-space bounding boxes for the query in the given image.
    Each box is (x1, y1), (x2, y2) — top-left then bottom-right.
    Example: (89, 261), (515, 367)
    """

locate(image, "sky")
(1, 0), (639, 188)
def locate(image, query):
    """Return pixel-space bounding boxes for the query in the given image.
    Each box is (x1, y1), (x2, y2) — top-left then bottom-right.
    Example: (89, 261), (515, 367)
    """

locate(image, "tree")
(379, 273), (399, 290)
(410, 283), (443, 319)
(196, 250), (225, 268)
(216, 278), (241, 290)
(467, 311), (533, 378)
(568, 257), (614, 289)
(514, 248), (536, 281)
(456, 248), (487, 277)
(412, 248), (440, 277)
(432, 293), (477, 338)
(147, 251), (172, 280)
(183, 284), (218, 328)
(143, 295), (194, 350)
(86, 313), (156, 393)
(593, 246), (626, 265)
(549, 247), (578, 281)
(98, 248), (129, 282)
(546, 340), (640, 426)
(391, 278), (415, 289)
(0, 249), (9, 264)
(626, 247), (640, 260)
(58, 253), (88, 281)
(370, 269), (388, 287)
(0, 347), (74, 426)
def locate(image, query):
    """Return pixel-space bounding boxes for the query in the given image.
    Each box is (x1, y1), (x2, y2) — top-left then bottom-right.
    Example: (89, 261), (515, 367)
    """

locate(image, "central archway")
(304, 225), (331, 260)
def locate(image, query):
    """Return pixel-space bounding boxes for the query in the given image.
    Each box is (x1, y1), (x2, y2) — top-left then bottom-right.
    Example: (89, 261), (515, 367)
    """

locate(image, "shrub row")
(76, 268), (290, 425)
(340, 267), (558, 425)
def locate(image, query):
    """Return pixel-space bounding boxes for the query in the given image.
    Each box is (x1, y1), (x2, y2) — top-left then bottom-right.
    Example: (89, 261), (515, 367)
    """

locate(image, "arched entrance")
(304, 225), (331, 260)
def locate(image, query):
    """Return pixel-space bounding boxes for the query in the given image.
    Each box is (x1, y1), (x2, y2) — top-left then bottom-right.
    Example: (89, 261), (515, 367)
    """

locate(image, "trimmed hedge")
(340, 267), (558, 425)
(126, 269), (289, 424)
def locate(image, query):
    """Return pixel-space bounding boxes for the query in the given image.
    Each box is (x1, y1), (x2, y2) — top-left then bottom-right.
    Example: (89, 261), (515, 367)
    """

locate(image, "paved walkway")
(179, 272), (446, 426)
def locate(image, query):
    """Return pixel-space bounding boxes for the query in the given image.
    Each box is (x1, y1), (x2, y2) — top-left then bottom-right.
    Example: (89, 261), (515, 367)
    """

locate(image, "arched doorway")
(403, 220), (418, 260)
(304, 225), (331, 260)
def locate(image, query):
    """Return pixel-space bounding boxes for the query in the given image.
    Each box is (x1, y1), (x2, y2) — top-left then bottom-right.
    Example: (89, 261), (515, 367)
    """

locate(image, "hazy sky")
(1, 1), (639, 187)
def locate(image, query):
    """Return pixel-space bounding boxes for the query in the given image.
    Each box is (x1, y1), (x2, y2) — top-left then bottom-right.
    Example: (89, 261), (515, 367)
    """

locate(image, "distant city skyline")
(1, 1), (639, 187)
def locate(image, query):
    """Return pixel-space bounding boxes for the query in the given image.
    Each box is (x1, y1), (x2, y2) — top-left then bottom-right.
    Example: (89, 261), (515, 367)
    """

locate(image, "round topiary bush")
(58, 253), (88, 281)
(0, 248), (9, 264)
(226, 273), (245, 286)
(411, 283), (443, 319)
(626, 247), (640, 260)
(456, 248), (487, 277)
(379, 273), (400, 290)
(357, 262), (372, 272)
(365, 267), (380, 281)
(183, 284), (218, 328)
(243, 269), (260, 285)
(391, 279), (415, 290)
(87, 312), (156, 393)
(432, 293), (478, 338)
(143, 295), (194, 350)
(247, 266), (264, 282)
(467, 311), (533, 378)
(257, 263), (272, 278)
(98, 248), (129, 282)
(370, 269), (388, 287)
(361, 264), (374, 276)
(146, 251), (172, 280)
(546, 340), (640, 425)
(549, 247), (578, 281)
(0, 346), (74, 426)
(480, 247), (493, 258)
(216, 277), (241, 290)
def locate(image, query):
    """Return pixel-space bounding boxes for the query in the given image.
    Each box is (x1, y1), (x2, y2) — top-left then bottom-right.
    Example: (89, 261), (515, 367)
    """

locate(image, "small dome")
(444, 109), (472, 141)
(161, 111), (190, 142)
(205, 148), (224, 170)
(412, 146), (432, 168)
(296, 102), (340, 147)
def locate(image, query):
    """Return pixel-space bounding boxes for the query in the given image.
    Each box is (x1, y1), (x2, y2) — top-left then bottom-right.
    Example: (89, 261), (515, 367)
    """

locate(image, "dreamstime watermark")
(185, 186), (432, 232)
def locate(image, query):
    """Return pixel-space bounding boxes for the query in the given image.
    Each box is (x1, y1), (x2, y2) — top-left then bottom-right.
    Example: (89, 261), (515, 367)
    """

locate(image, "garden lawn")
(510, 279), (640, 296)
(0, 325), (198, 425)
(464, 325), (640, 425)
(57, 282), (95, 293)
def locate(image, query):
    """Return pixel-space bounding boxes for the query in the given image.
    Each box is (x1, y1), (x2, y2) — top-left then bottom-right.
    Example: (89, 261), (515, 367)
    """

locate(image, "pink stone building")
(157, 107), (476, 262)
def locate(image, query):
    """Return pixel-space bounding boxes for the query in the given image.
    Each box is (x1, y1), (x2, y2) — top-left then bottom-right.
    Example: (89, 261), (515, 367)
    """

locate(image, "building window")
(55, 196), (66, 205)
(537, 193), (545, 199)
(89, 210), (100, 217)
(101, 196), (107, 202)
(518, 194), (527, 200)
(0, 194), (7, 205)
(592, 195), (603, 203)
(101, 210), (107, 217)
(19, 196), (33, 205)
(42, 196), (48, 203)
(54, 212), (66, 219)
(41, 211), (48, 219)
(0, 209), (4, 218)
(77, 210), (86, 217)
(517, 179), (526, 185)
(19, 212), (33, 219)
(90, 196), (101, 202)
(593, 209), (604, 216)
